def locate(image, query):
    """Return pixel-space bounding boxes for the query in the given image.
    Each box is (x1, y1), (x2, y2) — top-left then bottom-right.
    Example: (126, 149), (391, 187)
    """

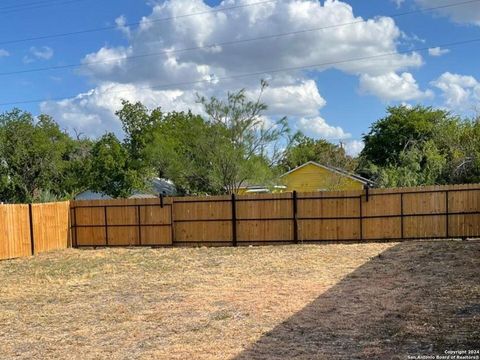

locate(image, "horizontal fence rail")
(2, 184), (479, 261)
(70, 184), (480, 248)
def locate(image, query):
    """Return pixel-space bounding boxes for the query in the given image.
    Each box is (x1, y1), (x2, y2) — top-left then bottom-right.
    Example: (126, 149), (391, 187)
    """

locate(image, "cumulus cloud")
(428, 47), (450, 57)
(247, 80), (326, 118)
(297, 117), (351, 140)
(415, 0), (480, 26)
(40, 82), (202, 137)
(359, 72), (433, 102)
(43, 0), (424, 140)
(392, 0), (405, 8)
(431, 72), (480, 112)
(344, 140), (364, 157)
(0, 49), (10, 57)
(30, 46), (54, 60)
(115, 15), (132, 38)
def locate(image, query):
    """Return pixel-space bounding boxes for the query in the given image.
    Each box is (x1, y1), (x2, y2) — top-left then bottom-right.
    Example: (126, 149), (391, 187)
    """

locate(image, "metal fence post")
(28, 204), (35, 256)
(292, 191), (299, 244)
(104, 206), (109, 246)
(72, 205), (78, 248)
(400, 193), (404, 240)
(170, 197), (175, 245)
(137, 205), (142, 245)
(445, 190), (449, 238)
(231, 193), (237, 247)
(359, 195), (363, 241)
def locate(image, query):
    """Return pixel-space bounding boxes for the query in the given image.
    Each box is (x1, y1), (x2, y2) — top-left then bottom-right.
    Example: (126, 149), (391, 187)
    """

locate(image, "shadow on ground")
(235, 240), (480, 360)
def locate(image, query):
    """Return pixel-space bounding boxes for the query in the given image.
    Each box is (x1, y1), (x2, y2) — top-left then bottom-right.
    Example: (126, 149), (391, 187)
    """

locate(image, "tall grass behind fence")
(0, 201), (70, 260)
(71, 183), (480, 247)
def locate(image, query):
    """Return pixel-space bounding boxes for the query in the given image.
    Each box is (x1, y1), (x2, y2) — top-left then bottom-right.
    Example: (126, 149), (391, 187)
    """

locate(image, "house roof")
(280, 161), (373, 186)
(75, 178), (177, 200)
(237, 184), (287, 190)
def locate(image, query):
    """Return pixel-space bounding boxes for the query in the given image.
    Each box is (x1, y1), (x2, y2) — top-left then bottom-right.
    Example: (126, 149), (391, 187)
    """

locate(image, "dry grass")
(0, 241), (479, 359)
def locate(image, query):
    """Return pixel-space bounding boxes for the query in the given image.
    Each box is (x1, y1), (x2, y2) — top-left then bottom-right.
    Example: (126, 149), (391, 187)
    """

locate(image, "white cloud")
(297, 117), (351, 140)
(0, 49), (10, 57)
(415, 0), (480, 26)
(78, 0), (422, 83)
(392, 0), (405, 8)
(431, 72), (480, 112)
(359, 72), (433, 102)
(344, 140), (364, 156)
(22, 56), (34, 64)
(428, 47), (450, 57)
(247, 80), (326, 118)
(30, 46), (54, 60)
(115, 15), (132, 38)
(40, 82), (202, 137)
(44, 0), (425, 140)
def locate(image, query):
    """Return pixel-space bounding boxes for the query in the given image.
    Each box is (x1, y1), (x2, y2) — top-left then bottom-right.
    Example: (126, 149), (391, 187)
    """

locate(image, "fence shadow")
(234, 240), (480, 360)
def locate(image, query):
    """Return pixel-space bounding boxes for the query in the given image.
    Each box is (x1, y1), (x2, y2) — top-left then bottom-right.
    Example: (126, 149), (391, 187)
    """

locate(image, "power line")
(1, 0), (479, 77)
(2, 0), (479, 46)
(0, 0), (278, 45)
(0, 0), (90, 14)
(1, 36), (479, 107)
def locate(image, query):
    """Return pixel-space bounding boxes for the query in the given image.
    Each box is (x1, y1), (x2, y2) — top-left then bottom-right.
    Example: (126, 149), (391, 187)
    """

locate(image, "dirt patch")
(0, 241), (478, 359)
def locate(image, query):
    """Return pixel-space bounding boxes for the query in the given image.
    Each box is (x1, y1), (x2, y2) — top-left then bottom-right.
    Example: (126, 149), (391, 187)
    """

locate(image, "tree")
(0, 109), (75, 203)
(358, 105), (480, 187)
(89, 133), (143, 198)
(360, 105), (451, 168)
(279, 135), (356, 173)
(197, 80), (295, 193)
(373, 140), (446, 187)
(145, 111), (225, 194)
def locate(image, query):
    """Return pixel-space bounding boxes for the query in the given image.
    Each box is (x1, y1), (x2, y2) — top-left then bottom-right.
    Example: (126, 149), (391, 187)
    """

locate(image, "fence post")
(231, 193), (237, 247)
(104, 206), (109, 246)
(137, 205), (142, 246)
(359, 195), (363, 241)
(160, 194), (164, 208)
(73, 205), (78, 248)
(28, 203), (35, 256)
(400, 193), (404, 240)
(292, 191), (299, 244)
(445, 190), (449, 238)
(170, 197), (175, 245)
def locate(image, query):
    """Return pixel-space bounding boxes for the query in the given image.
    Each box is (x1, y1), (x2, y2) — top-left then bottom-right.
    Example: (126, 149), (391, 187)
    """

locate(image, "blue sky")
(0, 0), (479, 155)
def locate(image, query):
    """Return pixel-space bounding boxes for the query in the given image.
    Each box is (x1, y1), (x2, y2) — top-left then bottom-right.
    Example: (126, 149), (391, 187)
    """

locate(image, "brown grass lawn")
(0, 241), (479, 360)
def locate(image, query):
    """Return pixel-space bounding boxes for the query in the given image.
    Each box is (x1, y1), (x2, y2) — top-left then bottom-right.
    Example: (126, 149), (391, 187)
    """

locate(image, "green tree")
(358, 105), (480, 187)
(374, 140), (447, 187)
(146, 111), (225, 194)
(360, 105), (451, 168)
(89, 133), (143, 198)
(279, 135), (356, 173)
(198, 80), (295, 193)
(0, 109), (75, 203)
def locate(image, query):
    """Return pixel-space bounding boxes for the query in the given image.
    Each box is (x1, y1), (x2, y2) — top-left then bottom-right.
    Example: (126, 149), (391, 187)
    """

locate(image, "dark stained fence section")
(70, 184), (480, 247)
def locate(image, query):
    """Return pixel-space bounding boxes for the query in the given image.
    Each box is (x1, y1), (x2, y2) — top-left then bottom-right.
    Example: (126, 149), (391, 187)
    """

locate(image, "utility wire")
(0, 0), (91, 14)
(0, 0), (278, 45)
(1, 37), (479, 107)
(1, 0), (479, 77)
(1, 0), (479, 45)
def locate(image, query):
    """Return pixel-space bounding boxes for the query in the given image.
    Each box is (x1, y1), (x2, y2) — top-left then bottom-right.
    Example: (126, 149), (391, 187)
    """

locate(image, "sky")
(0, 0), (479, 156)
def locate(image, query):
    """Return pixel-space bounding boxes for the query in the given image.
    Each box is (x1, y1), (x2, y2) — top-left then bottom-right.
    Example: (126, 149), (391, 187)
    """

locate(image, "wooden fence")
(0, 201), (70, 260)
(2, 184), (479, 260)
(71, 184), (480, 247)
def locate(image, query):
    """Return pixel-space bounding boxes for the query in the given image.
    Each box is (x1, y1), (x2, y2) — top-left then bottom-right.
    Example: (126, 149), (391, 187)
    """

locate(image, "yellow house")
(237, 161), (371, 194)
(279, 161), (370, 192)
